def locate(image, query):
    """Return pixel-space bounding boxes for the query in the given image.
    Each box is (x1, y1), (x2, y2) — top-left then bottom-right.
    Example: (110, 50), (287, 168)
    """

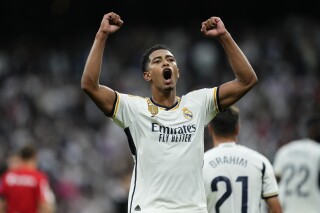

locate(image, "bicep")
(83, 85), (116, 116)
(218, 79), (253, 110)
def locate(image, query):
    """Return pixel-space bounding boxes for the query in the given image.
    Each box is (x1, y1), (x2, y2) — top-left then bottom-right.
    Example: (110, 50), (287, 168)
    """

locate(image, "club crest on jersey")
(148, 105), (158, 116)
(182, 107), (193, 120)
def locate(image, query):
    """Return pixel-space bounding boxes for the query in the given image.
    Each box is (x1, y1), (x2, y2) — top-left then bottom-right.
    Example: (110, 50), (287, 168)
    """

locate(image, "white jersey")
(111, 87), (220, 213)
(203, 142), (278, 213)
(273, 138), (320, 213)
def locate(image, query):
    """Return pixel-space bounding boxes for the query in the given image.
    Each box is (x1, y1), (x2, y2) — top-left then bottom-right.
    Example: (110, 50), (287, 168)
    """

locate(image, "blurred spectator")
(0, 145), (56, 213)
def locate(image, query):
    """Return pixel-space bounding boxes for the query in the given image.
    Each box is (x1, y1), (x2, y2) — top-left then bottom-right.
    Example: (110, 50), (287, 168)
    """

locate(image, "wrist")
(217, 31), (231, 42)
(95, 31), (109, 41)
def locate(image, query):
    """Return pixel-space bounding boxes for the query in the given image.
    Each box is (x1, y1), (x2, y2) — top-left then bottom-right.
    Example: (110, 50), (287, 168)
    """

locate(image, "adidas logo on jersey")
(134, 205), (141, 211)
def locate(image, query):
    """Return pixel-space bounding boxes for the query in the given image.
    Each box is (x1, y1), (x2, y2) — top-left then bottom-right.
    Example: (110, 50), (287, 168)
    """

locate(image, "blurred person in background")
(0, 145), (55, 213)
(273, 114), (320, 213)
(203, 106), (282, 213)
(81, 11), (257, 213)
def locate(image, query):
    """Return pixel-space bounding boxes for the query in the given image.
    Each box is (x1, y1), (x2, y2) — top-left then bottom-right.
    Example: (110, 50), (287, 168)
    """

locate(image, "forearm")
(218, 32), (257, 87)
(81, 32), (109, 91)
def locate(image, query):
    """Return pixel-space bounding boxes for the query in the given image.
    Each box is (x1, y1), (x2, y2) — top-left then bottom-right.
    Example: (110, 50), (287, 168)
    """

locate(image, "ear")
(177, 69), (180, 78)
(235, 124), (240, 136)
(207, 123), (213, 136)
(143, 71), (151, 82)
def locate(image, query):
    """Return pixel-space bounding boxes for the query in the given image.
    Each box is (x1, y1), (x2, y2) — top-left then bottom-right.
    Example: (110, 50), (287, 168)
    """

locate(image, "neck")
(212, 135), (237, 147)
(151, 89), (177, 108)
(21, 160), (37, 170)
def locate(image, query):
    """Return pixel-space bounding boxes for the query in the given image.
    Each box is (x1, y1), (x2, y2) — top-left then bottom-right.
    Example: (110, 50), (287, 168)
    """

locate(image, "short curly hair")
(140, 44), (171, 73)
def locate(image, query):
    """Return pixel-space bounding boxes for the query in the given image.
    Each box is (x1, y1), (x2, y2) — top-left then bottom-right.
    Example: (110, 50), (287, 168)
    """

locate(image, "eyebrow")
(151, 55), (174, 62)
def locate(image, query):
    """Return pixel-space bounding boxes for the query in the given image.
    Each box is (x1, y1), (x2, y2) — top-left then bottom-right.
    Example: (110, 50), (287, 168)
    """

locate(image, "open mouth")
(163, 68), (172, 80)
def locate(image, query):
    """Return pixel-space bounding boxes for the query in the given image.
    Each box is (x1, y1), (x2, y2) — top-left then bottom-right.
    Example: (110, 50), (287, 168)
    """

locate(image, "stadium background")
(0, 0), (319, 212)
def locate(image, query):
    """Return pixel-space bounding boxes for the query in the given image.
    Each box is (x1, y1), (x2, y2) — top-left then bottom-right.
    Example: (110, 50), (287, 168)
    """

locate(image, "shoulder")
(35, 170), (49, 181)
(183, 88), (217, 105)
(204, 148), (218, 158)
(117, 92), (147, 103)
(204, 147), (216, 155)
(116, 92), (149, 110)
(117, 92), (145, 100)
(275, 139), (305, 156)
(185, 88), (215, 97)
(204, 144), (229, 158)
(238, 145), (270, 162)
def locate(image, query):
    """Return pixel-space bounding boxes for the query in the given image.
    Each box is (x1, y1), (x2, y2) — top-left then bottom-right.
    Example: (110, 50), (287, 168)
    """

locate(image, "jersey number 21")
(211, 176), (248, 213)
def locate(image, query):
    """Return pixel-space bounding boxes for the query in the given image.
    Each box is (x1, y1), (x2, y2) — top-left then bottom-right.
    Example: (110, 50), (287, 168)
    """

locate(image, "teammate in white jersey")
(273, 114), (320, 213)
(203, 106), (282, 213)
(81, 12), (258, 213)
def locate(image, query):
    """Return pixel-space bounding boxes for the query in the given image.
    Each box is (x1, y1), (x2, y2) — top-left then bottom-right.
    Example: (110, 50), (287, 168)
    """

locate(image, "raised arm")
(201, 17), (258, 110)
(81, 12), (124, 115)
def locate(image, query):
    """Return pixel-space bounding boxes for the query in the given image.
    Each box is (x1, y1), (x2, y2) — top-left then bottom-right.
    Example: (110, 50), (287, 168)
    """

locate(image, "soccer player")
(0, 145), (55, 213)
(203, 106), (282, 213)
(273, 114), (320, 213)
(81, 12), (258, 213)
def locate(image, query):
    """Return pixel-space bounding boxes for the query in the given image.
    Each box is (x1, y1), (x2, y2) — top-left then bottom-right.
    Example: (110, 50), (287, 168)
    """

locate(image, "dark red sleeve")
(0, 173), (8, 198)
(37, 172), (51, 203)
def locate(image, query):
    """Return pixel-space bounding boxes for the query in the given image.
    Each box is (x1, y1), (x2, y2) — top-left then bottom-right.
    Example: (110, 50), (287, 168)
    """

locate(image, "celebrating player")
(81, 12), (258, 213)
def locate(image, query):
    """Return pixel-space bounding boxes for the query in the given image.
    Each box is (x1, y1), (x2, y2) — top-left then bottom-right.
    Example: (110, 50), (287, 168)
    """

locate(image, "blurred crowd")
(0, 15), (319, 212)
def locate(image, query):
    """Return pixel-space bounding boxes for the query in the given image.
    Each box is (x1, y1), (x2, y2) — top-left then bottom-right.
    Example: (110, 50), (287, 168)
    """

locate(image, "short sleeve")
(262, 159), (279, 198)
(40, 179), (55, 204)
(0, 174), (7, 198)
(187, 87), (221, 125)
(111, 92), (141, 129)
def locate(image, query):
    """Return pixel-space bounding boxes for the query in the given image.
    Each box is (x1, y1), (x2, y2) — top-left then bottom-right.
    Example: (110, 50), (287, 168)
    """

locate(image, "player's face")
(145, 49), (180, 92)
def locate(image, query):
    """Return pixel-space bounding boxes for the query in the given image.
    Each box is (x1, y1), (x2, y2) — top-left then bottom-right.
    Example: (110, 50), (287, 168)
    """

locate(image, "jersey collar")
(217, 142), (237, 148)
(150, 97), (180, 111)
